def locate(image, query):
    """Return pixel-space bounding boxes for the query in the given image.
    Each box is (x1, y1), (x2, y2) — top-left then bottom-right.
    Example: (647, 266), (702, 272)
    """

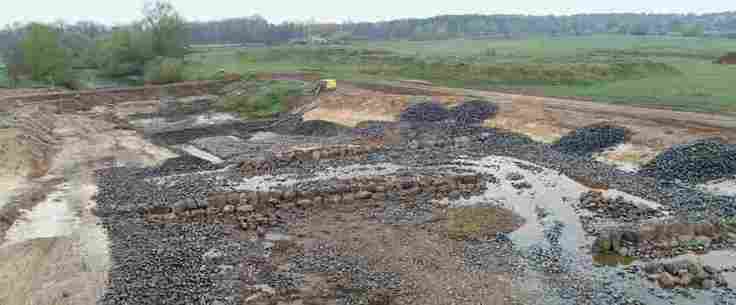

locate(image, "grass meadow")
(184, 35), (736, 113)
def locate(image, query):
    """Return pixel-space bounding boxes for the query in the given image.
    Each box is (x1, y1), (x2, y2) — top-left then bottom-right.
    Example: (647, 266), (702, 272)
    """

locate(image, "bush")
(219, 80), (305, 119)
(144, 57), (184, 84)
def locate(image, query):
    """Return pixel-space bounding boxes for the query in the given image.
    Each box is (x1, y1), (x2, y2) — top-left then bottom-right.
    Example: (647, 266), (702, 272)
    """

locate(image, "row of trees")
(186, 12), (736, 44)
(0, 0), (188, 87)
(3, 6), (736, 87)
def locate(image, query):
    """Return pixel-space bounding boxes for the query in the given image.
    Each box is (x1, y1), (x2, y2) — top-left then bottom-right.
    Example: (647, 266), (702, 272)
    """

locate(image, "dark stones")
(640, 138), (736, 184)
(449, 100), (498, 126)
(554, 122), (630, 155)
(399, 102), (451, 124)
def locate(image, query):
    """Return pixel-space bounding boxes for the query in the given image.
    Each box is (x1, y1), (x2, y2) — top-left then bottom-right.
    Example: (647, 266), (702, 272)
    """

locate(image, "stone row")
(240, 143), (384, 176)
(593, 222), (725, 258)
(146, 173), (485, 229)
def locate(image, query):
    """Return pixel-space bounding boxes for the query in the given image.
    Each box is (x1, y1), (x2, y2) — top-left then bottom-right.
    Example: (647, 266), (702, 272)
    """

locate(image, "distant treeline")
(3, 12), (736, 50)
(187, 12), (736, 44)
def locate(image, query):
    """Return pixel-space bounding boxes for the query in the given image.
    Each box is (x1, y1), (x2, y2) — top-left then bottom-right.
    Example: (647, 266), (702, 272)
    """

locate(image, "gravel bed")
(463, 239), (514, 273)
(382, 193), (436, 225)
(99, 217), (253, 305)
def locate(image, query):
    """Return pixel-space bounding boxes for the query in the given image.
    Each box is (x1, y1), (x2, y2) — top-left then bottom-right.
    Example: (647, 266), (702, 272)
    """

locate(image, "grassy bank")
(184, 35), (736, 113)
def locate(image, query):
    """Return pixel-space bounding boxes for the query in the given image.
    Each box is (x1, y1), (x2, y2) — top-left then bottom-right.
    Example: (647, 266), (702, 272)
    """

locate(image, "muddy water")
(2, 183), (80, 246)
(0, 178), (21, 210)
(445, 156), (735, 305)
(446, 156), (597, 287)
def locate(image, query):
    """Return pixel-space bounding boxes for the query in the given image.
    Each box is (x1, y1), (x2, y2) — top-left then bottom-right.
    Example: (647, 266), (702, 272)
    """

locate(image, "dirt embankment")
(0, 80), (230, 113)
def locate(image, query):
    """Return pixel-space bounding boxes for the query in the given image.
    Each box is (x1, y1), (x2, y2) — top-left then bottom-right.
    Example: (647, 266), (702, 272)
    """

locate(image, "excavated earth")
(1, 82), (736, 305)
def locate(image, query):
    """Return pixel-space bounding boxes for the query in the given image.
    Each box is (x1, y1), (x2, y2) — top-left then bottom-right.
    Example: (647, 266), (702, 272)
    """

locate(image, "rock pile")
(239, 143), (384, 176)
(642, 258), (728, 289)
(593, 230), (642, 257)
(148, 155), (221, 177)
(579, 190), (664, 221)
(449, 100), (498, 125)
(641, 138), (736, 183)
(399, 101), (450, 123)
(352, 121), (397, 141)
(555, 123), (629, 155)
(593, 222), (725, 258)
(148, 173), (486, 229)
(291, 120), (352, 137)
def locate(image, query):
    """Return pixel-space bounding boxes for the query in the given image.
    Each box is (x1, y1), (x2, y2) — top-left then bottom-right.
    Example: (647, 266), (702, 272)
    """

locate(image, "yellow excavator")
(312, 79), (337, 96)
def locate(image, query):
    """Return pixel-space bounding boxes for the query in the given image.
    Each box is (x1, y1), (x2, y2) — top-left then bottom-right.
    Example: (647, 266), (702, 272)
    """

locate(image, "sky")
(1, 0), (733, 25)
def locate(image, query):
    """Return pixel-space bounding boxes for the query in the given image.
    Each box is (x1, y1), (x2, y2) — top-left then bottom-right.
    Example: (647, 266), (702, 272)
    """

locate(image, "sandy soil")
(286, 203), (512, 305)
(0, 88), (67, 100)
(0, 109), (176, 305)
(339, 81), (736, 148)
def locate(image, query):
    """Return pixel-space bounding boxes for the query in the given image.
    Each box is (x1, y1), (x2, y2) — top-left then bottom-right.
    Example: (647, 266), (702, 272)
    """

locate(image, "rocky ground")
(2, 84), (736, 305)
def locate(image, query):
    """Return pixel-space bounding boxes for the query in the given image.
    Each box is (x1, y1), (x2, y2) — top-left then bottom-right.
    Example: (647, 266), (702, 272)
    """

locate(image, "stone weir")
(146, 172), (486, 229)
(239, 142), (384, 177)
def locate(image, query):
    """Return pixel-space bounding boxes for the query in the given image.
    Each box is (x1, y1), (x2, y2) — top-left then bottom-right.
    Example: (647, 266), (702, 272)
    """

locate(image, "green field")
(184, 35), (736, 113)
(0, 61), (8, 88)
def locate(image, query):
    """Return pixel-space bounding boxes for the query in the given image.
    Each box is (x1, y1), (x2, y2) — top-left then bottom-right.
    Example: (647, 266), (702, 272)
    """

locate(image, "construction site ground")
(1, 79), (735, 305)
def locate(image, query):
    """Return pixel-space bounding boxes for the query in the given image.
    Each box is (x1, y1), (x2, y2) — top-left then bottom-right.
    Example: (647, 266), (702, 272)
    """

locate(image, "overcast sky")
(2, 0), (733, 25)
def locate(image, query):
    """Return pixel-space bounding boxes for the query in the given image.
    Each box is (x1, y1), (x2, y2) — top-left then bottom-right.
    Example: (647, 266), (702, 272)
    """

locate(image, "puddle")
(447, 156), (591, 258)
(2, 183), (81, 246)
(0, 177), (22, 210)
(176, 144), (225, 164)
(698, 178), (736, 196)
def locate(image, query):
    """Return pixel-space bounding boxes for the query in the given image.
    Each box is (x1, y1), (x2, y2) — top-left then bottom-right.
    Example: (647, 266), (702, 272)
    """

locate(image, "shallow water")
(2, 183), (81, 246)
(699, 178), (736, 196)
(448, 156), (592, 256)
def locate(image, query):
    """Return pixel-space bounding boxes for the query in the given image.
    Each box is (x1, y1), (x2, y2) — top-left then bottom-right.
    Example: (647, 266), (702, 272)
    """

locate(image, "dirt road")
(335, 81), (736, 148)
